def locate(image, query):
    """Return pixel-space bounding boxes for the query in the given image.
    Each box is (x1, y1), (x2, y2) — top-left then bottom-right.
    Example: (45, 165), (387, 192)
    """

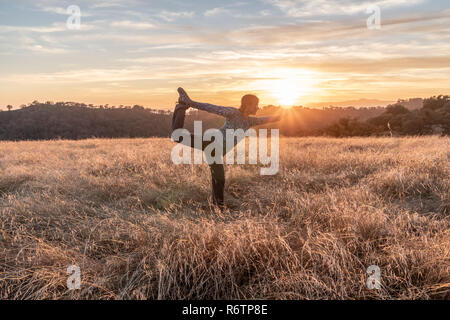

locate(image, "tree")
(385, 104), (410, 115)
(7, 105), (13, 111)
(423, 95), (449, 110)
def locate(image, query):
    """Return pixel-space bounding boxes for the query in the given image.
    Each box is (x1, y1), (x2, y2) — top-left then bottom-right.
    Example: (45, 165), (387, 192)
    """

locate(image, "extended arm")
(190, 102), (236, 118)
(249, 115), (281, 126)
(178, 87), (236, 118)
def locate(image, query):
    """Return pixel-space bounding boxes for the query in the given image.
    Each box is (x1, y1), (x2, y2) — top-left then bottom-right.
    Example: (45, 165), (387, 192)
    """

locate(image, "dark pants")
(171, 105), (225, 206)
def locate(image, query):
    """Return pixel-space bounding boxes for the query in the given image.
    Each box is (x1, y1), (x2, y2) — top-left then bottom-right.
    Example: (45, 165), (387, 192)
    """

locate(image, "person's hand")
(178, 87), (194, 107)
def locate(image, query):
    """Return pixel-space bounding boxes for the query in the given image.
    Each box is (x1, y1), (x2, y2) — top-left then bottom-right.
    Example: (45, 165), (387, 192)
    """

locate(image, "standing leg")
(209, 163), (225, 207)
(172, 103), (225, 207)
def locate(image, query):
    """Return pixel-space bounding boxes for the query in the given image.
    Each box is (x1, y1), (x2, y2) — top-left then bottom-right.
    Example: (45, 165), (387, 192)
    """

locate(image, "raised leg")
(172, 104), (189, 133)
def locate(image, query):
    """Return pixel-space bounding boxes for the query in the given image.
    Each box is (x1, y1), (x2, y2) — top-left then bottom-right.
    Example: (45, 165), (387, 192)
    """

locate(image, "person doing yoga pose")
(171, 88), (281, 207)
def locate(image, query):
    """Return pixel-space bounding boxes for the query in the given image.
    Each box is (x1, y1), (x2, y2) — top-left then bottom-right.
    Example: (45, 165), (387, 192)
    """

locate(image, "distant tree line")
(254, 104), (386, 136)
(0, 97), (448, 140)
(0, 101), (227, 141)
(322, 96), (450, 137)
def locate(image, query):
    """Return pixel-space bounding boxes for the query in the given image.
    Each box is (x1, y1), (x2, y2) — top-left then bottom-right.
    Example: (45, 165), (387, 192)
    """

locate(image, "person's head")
(239, 94), (259, 116)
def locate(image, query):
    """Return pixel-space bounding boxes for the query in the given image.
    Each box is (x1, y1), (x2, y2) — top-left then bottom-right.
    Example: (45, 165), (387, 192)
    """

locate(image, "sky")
(0, 0), (449, 109)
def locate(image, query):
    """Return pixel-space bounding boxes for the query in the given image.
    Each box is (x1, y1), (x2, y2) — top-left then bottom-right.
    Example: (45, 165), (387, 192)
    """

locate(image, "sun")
(272, 79), (302, 107)
(266, 69), (316, 107)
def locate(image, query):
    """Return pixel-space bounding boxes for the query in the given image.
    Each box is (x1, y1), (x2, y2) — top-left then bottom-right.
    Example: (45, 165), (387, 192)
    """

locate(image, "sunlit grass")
(0, 137), (448, 299)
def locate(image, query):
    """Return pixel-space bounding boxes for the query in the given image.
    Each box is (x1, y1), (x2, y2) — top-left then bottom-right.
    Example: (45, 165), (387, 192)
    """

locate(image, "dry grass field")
(0, 136), (449, 300)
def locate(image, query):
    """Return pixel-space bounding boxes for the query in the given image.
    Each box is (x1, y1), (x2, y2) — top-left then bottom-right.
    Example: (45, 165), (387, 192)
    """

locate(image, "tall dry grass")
(0, 136), (448, 300)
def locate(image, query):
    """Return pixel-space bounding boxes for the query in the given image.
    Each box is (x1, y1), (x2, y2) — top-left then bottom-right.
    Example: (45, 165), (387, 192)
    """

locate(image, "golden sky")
(1, 0), (449, 109)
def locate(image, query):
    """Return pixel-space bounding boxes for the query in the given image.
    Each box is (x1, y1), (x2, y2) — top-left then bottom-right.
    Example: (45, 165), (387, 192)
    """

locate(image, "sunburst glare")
(260, 69), (317, 107)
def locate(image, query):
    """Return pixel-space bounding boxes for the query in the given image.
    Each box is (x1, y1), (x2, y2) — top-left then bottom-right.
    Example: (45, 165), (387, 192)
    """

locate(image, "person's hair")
(240, 94), (259, 113)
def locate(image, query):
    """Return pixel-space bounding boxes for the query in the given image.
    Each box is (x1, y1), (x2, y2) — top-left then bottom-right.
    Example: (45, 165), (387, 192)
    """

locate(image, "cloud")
(2, 0), (449, 107)
(26, 44), (69, 54)
(90, 2), (127, 9)
(268, 0), (425, 17)
(40, 6), (68, 15)
(228, 10), (450, 46)
(38, 5), (94, 17)
(0, 24), (67, 33)
(110, 20), (156, 30)
(0, 22), (96, 34)
(287, 56), (450, 74)
(204, 3), (266, 18)
(204, 7), (230, 17)
(157, 10), (194, 22)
